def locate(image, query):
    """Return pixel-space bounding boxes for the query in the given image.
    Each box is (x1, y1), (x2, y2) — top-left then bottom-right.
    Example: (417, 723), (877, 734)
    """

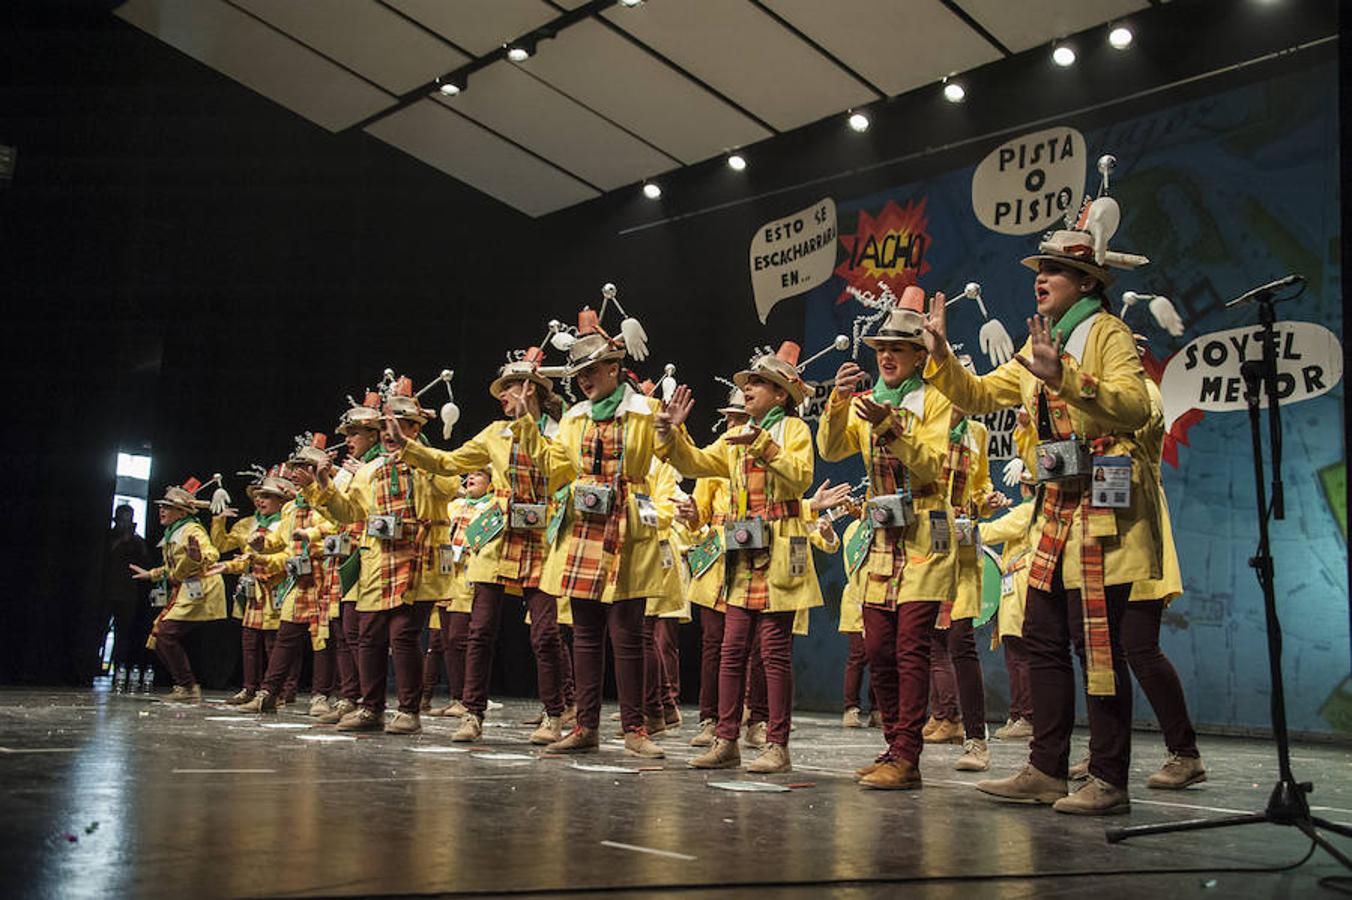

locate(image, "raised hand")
(809, 478), (853, 513)
(384, 412), (412, 447)
(186, 535), (202, 562)
(986, 490), (1013, 511)
(853, 395), (893, 427)
(128, 564), (153, 581)
(289, 465), (315, 488)
(204, 562), (229, 578)
(833, 361), (865, 397)
(723, 423), (761, 446)
(340, 457), (362, 476)
(214, 506), (240, 519)
(923, 291), (952, 363)
(1012, 315), (1064, 388)
(657, 385), (694, 441)
(674, 494), (699, 528)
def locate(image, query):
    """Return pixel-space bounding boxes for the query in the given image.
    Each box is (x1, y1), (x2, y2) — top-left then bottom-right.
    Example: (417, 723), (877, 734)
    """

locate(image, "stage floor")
(0, 687), (1348, 898)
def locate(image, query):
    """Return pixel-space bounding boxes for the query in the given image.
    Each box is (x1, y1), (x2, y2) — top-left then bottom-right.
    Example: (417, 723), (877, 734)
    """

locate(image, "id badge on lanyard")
(928, 510), (951, 555)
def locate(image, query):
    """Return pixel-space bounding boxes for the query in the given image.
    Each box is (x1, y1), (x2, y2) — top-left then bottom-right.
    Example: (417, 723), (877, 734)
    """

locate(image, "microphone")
(1224, 274), (1304, 307)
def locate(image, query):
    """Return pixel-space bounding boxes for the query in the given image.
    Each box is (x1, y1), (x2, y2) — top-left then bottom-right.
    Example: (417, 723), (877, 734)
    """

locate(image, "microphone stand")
(1103, 285), (1350, 873)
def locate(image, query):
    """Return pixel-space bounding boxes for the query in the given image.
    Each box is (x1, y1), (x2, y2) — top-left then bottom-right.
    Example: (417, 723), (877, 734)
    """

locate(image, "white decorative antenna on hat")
(1121, 291), (1185, 337)
(203, 472), (231, 516)
(598, 282), (650, 362)
(845, 281), (899, 359)
(413, 369), (459, 439)
(659, 363), (678, 402)
(944, 281), (1014, 367)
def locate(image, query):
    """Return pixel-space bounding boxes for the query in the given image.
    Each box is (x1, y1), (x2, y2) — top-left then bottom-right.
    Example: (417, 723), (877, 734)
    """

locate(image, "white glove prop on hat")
(598, 282), (650, 362)
(1122, 291), (1185, 337)
(1002, 458), (1027, 488)
(945, 281), (1014, 367)
(208, 473), (232, 516)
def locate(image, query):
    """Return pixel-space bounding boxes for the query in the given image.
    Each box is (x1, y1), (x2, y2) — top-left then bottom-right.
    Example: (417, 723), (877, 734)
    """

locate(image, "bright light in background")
(438, 82), (460, 96)
(943, 81), (966, 103)
(507, 46), (530, 62)
(1052, 44), (1076, 67)
(726, 154), (747, 171)
(1108, 26), (1134, 49)
(117, 453), (151, 480)
(847, 111), (870, 132)
(642, 182), (661, 199)
(618, 0), (643, 6)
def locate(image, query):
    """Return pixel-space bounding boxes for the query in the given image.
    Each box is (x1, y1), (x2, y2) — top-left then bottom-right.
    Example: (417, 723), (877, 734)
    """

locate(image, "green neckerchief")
(752, 405), (786, 432)
(537, 414), (551, 434)
(254, 511), (281, 529)
(467, 492), (494, 506)
(872, 373), (923, 407)
(294, 495), (309, 510)
(1049, 295), (1105, 346)
(590, 384), (627, 422)
(163, 515), (197, 543)
(361, 444), (385, 464)
(949, 417), (969, 445)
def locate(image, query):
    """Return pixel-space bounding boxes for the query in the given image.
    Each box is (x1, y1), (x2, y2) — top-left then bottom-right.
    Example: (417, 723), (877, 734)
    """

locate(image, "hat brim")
(336, 418), (380, 436)
(717, 406), (749, 416)
(245, 485), (292, 500)
(861, 332), (926, 350)
(489, 371), (555, 401)
(566, 349), (626, 377)
(154, 498), (207, 511)
(733, 369), (808, 406)
(1021, 254), (1115, 286)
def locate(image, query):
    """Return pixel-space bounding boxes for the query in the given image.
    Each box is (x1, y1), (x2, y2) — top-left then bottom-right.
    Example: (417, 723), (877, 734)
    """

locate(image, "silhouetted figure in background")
(104, 504), (152, 691)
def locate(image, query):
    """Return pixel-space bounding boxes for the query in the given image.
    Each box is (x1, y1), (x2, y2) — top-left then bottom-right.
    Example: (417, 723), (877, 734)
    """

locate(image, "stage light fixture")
(847, 111), (870, 132)
(439, 82), (460, 96)
(507, 42), (533, 62)
(1052, 44), (1076, 67)
(727, 154), (747, 171)
(618, 0), (644, 6)
(642, 182), (661, 199)
(943, 80), (966, 103)
(1108, 26), (1133, 49)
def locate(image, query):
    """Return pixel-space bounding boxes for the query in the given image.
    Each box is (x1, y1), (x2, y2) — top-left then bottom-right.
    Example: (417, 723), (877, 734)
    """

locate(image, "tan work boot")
(643, 714), (667, 737)
(860, 758), (923, 790)
(447, 700), (468, 718)
(521, 708), (544, 726)
(1068, 750), (1091, 781)
(224, 688), (254, 706)
(385, 711), (422, 735)
(954, 738), (990, 772)
(867, 709), (883, 728)
(688, 737), (740, 769)
(994, 717), (1033, 740)
(746, 743), (791, 774)
(452, 713), (483, 742)
(560, 704), (577, 728)
(308, 694), (332, 717)
(546, 726), (600, 753)
(336, 707), (382, 732)
(664, 707), (682, 729)
(1146, 753), (1207, 790)
(275, 696), (288, 709)
(165, 684), (202, 704)
(855, 753), (890, 780)
(925, 718), (964, 744)
(420, 694), (432, 713)
(921, 716), (940, 740)
(624, 729), (666, 759)
(1054, 775), (1131, 815)
(690, 718), (717, 747)
(842, 707), (865, 729)
(318, 698), (355, 725)
(529, 715), (563, 746)
(743, 721), (768, 749)
(235, 689), (277, 714)
(976, 764), (1068, 804)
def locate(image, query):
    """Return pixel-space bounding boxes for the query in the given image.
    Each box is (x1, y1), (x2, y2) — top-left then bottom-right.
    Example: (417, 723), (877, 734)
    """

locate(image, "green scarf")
(467, 492), (495, 506)
(872, 373), (923, 407)
(590, 384), (627, 422)
(163, 515), (197, 543)
(1049, 295), (1105, 346)
(949, 417), (969, 445)
(254, 511), (281, 529)
(294, 495), (309, 510)
(752, 405), (786, 432)
(362, 444), (385, 464)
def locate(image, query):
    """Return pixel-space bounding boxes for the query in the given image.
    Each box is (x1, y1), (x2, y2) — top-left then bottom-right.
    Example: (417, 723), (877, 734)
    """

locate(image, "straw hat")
(489, 347), (555, 400)
(289, 432), (331, 468)
(717, 386), (748, 416)
(154, 477), (212, 512)
(862, 285), (927, 349)
(246, 467), (298, 500)
(383, 376), (433, 424)
(733, 341), (809, 406)
(564, 332), (626, 375)
(338, 391), (382, 435)
(1021, 169), (1148, 286)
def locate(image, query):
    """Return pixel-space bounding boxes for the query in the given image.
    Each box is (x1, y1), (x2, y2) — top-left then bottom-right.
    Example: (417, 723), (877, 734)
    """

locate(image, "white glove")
(1149, 295), (1185, 337)
(209, 487), (232, 516)
(619, 317), (649, 362)
(1001, 458), (1026, 488)
(979, 319), (1015, 367)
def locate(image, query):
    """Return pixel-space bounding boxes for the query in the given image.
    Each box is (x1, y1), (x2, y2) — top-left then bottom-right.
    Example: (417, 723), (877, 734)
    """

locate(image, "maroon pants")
(863, 602), (939, 766)
(559, 624), (575, 707)
(843, 632), (880, 712)
(422, 621), (446, 698)
(1003, 636), (1033, 721)
(441, 608), (470, 702)
(313, 643), (335, 696)
(698, 607), (724, 721)
(1025, 566), (1133, 787)
(261, 621), (310, 696)
(332, 604), (360, 702)
(357, 603), (432, 715)
(716, 607), (794, 746)
(744, 642), (769, 725)
(462, 584), (566, 717)
(1122, 599), (1198, 757)
(155, 619), (202, 688)
(240, 625), (270, 692)
(656, 618), (680, 712)
(642, 616), (664, 719)
(571, 597), (645, 732)
(930, 619), (987, 740)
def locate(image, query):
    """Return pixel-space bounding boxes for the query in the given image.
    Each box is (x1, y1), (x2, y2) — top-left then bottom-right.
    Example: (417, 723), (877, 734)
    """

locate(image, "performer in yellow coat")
(640, 456), (685, 734)
(816, 294), (957, 791)
(392, 351), (574, 745)
(659, 342), (823, 775)
(211, 470), (291, 705)
(922, 211), (1159, 815)
(980, 477), (1037, 742)
(507, 331), (668, 759)
(131, 478), (227, 703)
(295, 377), (461, 736)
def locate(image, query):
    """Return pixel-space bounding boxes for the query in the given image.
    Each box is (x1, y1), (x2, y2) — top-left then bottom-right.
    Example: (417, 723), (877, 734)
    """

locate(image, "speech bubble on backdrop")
(1160, 321), (1344, 432)
(749, 197), (838, 323)
(971, 126), (1086, 236)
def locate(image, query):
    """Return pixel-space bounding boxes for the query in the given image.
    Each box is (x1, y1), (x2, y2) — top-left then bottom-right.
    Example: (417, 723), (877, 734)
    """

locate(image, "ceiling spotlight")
(727, 154), (747, 171)
(618, 0), (644, 6)
(506, 43), (532, 62)
(642, 182), (661, 199)
(1108, 26), (1133, 49)
(942, 80), (966, 103)
(847, 111), (870, 132)
(439, 82), (460, 96)
(1052, 44), (1076, 67)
